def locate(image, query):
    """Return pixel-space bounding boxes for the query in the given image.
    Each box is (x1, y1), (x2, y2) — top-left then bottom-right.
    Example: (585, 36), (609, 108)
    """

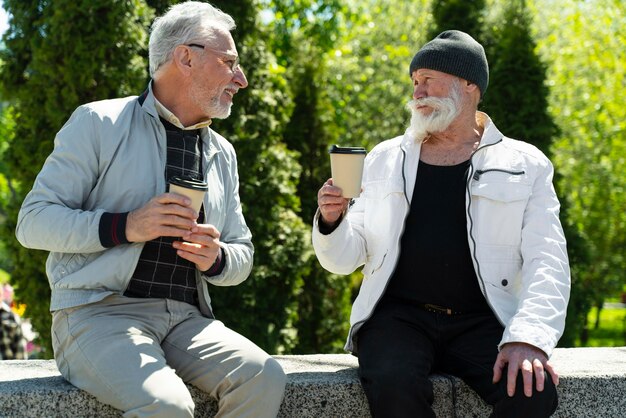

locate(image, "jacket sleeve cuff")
(99, 212), (130, 248)
(204, 247), (226, 276)
(318, 216), (343, 235)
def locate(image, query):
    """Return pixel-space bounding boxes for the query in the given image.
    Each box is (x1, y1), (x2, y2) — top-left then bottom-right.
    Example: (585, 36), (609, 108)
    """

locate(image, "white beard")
(208, 100), (232, 119)
(189, 81), (233, 120)
(405, 81), (462, 142)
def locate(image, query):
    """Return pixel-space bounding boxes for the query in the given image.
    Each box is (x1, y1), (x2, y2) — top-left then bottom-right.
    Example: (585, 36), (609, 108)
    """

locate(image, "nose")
(234, 66), (248, 89)
(413, 84), (426, 100)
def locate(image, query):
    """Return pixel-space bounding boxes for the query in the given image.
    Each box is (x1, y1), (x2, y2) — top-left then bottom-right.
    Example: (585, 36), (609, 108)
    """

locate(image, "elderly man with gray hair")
(16, 2), (285, 417)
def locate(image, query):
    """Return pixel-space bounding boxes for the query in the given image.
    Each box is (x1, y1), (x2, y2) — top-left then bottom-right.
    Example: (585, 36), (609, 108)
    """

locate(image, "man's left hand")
(493, 342), (559, 397)
(173, 224), (221, 271)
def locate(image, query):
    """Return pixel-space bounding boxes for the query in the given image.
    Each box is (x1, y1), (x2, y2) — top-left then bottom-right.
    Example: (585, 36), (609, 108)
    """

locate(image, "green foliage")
(144, 0), (179, 15)
(262, 0), (354, 353)
(0, 106), (15, 273)
(206, 0), (313, 353)
(428, 0), (486, 40)
(261, 0), (345, 65)
(282, 51), (352, 353)
(481, 0), (557, 155)
(0, 268), (9, 285)
(2, 0), (624, 356)
(582, 306), (626, 347)
(530, 0), (626, 345)
(0, 0), (153, 357)
(209, 0), (258, 44)
(326, 0), (432, 149)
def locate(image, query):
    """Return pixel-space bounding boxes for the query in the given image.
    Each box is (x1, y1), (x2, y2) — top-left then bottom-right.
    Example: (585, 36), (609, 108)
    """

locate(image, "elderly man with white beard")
(312, 30), (570, 418)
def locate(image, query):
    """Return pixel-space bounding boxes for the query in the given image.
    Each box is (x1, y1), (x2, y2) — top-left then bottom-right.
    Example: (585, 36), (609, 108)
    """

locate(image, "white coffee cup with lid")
(329, 145), (367, 198)
(169, 176), (208, 213)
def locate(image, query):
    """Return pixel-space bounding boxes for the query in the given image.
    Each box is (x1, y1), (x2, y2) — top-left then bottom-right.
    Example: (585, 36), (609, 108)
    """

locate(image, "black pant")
(357, 300), (558, 418)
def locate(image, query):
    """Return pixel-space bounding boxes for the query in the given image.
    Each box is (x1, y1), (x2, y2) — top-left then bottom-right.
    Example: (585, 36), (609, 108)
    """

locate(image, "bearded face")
(405, 79), (463, 142)
(189, 77), (237, 120)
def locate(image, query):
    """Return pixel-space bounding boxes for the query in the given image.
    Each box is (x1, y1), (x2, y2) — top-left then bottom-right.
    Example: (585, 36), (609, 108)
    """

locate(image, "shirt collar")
(153, 96), (212, 130)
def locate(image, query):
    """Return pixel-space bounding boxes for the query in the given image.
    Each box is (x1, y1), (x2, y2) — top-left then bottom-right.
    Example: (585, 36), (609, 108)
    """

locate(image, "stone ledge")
(1, 347), (625, 417)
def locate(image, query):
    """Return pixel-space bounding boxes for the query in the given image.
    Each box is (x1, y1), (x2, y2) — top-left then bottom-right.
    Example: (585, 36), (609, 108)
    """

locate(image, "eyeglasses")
(186, 43), (240, 72)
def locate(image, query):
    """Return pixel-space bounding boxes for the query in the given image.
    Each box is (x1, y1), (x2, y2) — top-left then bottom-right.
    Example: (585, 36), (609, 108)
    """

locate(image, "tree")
(285, 48), (353, 353)
(282, 0), (434, 350)
(260, 0), (353, 353)
(0, 0), (153, 356)
(204, 0), (312, 354)
(326, 0), (432, 150)
(481, 0), (557, 155)
(427, 0), (486, 40)
(0, 104), (15, 274)
(529, 0), (626, 345)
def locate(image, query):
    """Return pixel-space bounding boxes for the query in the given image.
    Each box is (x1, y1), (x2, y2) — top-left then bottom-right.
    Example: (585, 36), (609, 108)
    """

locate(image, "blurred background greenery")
(0, 0), (624, 358)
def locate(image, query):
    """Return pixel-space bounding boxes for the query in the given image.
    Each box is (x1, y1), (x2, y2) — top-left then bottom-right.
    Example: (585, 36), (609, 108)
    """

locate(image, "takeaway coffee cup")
(169, 176), (208, 213)
(329, 145), (367, 198)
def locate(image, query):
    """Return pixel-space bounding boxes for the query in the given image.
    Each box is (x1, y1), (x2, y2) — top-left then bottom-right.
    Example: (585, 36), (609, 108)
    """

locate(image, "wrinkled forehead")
(411, 68), (458, 82)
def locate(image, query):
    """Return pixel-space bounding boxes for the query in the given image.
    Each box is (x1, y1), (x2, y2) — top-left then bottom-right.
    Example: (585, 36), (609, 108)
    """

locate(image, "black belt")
(419, 303), (463, 316)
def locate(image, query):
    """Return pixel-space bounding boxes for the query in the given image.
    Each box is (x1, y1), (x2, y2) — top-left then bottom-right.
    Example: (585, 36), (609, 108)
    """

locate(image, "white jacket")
(313, 113), (570, 357)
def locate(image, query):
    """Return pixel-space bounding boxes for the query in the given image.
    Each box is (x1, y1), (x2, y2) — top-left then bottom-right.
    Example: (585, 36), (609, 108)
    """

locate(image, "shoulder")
(70, 96), (139, 125)
(206, 129), (235, 153)
(499, 136), (552, 168)
(367, 135), (405, 160)
(205, 128), (240, 167)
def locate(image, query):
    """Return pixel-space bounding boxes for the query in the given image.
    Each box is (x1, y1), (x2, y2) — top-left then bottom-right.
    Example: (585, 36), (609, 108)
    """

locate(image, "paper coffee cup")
(169, 176), (208, 213)
(329, 145), (366, 198)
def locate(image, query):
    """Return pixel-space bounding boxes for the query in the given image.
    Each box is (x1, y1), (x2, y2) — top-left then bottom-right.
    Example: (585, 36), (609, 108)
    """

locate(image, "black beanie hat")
(409, 30), (489, 97)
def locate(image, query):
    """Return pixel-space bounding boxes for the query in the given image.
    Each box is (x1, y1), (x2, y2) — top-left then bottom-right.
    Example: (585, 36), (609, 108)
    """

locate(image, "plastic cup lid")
(329, 145), (367, 154)
(169, 176), (208, 191)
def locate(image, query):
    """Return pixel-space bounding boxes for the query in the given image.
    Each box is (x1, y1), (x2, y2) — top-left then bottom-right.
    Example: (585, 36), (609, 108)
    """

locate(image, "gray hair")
(148, 1), (236, 77)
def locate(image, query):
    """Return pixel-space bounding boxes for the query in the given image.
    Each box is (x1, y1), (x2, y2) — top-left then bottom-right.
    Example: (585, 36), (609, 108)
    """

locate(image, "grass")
(581, 305), (626, 347)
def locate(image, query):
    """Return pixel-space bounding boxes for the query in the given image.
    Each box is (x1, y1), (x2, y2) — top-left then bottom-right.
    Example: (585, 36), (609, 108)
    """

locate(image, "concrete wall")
(1, 347), (625, 417)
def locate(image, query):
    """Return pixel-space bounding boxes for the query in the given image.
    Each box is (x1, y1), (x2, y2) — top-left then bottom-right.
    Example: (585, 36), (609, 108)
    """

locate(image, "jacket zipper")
(347, 147), (411, 350)
(349, 139), (517, 348)
(466, 138), (506, 326)
(472, 168), (525, 181)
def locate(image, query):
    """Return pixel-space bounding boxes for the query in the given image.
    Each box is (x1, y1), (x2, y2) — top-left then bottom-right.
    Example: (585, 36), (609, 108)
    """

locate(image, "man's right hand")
(317, 179), (350, 227)
(126, 193), (198, 243)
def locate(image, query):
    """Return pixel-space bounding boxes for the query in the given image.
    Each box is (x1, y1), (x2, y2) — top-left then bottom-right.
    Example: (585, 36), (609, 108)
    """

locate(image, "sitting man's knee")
(126, 390), (194, 418)
(258, 357), (286, 391)
(493, 372), (558, 418)
(362, 366), (432, 399)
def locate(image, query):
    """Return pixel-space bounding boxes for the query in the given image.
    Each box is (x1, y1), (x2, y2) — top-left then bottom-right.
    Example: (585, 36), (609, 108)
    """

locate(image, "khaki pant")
(52, 295), (285, 418)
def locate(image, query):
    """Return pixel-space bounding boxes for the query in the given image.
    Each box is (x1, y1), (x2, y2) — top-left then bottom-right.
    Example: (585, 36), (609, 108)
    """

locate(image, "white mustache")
(223, 86), (239, 96)
(408, 97), (448, 111)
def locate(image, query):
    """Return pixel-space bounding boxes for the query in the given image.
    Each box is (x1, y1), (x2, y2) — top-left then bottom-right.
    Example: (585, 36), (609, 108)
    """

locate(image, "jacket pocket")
(477, 244), (522, 287)
(50, 252), (100, 287)
(362, 178), (406, 246)
(471, 180), (530, 202)
(361, 178), (405, 200)
(470, 174), (531, 246)
(362, 251), (387, 278)
(50, 253), (86, 285)
(476, 243), (522, 319)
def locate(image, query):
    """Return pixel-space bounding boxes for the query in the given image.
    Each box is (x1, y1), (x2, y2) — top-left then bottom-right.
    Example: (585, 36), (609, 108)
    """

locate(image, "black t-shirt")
(382, 159), (491, 313)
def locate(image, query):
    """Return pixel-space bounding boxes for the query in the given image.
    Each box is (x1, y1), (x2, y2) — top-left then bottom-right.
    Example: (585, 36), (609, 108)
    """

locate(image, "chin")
(212, 107), (232, 119)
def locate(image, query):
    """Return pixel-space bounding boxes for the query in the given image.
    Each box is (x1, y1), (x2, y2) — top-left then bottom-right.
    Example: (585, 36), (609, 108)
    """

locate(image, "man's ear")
(172, 45), (193, 75)
(465, 80), (479, 94)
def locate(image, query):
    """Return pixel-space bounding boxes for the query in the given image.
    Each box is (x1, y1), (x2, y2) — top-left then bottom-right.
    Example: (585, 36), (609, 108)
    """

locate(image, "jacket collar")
(139, 82), (220, 165)
(475, 112), (504, 148)
(138, 81), (160, 120)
